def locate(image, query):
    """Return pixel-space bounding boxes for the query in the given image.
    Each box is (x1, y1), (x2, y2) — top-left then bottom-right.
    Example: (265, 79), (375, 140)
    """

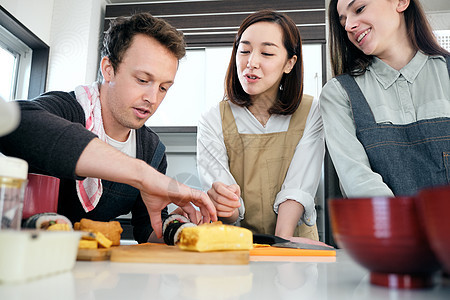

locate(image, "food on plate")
(178, 221), (253, 252)
(75, 218), (123, 246)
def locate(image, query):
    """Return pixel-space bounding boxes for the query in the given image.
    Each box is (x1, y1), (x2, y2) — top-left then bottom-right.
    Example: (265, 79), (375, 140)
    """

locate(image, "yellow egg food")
(178, 222), (253, 252)
(46, 223), (72, 231)
(94, 231), (113, 248)
(78, 239), (98, 249)
(78, 231), (113, 249)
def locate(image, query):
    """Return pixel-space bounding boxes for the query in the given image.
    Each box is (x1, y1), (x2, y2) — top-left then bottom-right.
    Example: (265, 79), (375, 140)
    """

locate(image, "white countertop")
(1, 250), (449, 300)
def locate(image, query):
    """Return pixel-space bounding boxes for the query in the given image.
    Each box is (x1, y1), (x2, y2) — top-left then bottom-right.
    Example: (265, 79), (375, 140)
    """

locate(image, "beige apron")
(220, 95), (319, 240)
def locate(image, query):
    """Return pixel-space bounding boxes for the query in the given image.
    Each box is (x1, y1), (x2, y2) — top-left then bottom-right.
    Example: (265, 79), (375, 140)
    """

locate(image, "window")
(0, 24), (32, 101)
(147, 44), (323, 127)
(0, 6), (49, 100)
(147, 47), (230, 127)
(0, 45), (16, 100)
(435, 30), (450, 52)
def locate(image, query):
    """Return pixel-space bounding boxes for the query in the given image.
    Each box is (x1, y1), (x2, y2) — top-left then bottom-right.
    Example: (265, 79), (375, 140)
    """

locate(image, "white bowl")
(0, 230), (81, 283)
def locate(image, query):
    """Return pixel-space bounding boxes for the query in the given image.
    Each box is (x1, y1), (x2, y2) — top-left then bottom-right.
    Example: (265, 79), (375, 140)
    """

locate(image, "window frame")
(0, 6), (49, 99)
(0, 24), (32, 100)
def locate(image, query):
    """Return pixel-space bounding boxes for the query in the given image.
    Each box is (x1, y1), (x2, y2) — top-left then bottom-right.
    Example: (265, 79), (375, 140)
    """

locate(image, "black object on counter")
(252, 233), (290, 245)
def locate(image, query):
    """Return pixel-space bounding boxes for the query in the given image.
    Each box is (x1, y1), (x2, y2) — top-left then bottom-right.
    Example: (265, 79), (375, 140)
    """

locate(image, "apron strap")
(220, 100), (238, 132)
(335, 74), (377, 129)
(220, 99), (241, 142)
(287, 94), (314, 132)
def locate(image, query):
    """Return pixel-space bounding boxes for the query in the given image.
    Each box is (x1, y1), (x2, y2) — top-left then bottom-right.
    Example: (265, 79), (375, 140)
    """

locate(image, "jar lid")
(0, 156), (28, 180)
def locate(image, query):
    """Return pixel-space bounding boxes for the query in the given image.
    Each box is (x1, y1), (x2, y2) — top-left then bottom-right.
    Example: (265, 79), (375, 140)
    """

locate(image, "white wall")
(0, 0), (54, 45)
(421, 0), (450, 14)
(428, 11), (450, 31)
(0, 0), (106, 92)
(47, 0), (106, 91)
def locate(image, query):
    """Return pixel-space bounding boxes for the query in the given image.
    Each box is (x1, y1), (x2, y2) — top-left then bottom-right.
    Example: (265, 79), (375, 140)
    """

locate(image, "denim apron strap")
(335, 74), (377, 130)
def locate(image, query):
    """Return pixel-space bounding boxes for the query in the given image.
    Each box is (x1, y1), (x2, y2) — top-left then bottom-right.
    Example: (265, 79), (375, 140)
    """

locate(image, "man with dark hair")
(0, 12), (216, 242)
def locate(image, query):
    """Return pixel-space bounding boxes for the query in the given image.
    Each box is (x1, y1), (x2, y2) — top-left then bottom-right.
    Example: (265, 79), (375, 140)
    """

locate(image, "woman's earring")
(279, 84), (284, 91)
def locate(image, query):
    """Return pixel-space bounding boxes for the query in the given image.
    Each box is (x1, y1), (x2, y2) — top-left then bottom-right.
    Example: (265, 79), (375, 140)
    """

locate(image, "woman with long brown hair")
(196, 10), (325, 240)
(320, 0), (450, 197)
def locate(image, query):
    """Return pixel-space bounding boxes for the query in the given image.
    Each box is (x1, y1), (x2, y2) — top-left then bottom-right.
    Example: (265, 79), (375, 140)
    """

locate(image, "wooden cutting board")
(77, 247), (112, 261)
(77, 244), (336, 264)
(77, 243), (249, 265)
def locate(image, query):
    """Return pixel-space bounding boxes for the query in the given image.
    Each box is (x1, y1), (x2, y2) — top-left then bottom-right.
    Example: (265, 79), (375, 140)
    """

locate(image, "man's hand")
(140, 170), (217, 238)
(170, 206), (203, 224)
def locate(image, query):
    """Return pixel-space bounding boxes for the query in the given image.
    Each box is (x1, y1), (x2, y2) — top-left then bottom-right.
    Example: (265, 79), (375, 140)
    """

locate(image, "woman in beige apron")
(197, 10), (325, 240)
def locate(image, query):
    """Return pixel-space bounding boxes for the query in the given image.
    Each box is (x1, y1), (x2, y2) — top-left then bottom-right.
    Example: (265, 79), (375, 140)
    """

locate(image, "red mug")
(22, 173), (60, 219)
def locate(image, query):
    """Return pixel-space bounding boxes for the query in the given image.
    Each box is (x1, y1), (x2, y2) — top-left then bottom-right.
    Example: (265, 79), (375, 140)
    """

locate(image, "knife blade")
(252, 233), (290, 245)
(272, 241), (335, 251)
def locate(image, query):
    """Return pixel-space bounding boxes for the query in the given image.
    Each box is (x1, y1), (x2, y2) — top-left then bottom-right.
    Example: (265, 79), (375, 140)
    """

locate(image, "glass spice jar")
(0, 156), (28, 230)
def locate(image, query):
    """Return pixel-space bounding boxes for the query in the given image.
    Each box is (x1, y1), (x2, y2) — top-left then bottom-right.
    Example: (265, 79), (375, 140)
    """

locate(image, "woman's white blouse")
(196, 97), (325, 226)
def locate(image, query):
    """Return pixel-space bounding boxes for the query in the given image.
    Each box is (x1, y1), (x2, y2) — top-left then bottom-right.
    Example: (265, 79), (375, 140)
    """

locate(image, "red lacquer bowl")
(417, 185), (450, 274)
(22, 173), (60, 219)
(329, 196), (440, 289)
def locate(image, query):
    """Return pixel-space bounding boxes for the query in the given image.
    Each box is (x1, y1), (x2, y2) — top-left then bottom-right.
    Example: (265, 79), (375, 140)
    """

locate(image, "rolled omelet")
(178, 222), (253, 252)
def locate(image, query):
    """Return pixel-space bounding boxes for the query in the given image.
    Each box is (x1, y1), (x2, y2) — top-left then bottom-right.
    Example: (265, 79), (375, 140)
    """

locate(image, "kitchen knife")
(252, 233), (290, 245)
(272, 241), (335, 251)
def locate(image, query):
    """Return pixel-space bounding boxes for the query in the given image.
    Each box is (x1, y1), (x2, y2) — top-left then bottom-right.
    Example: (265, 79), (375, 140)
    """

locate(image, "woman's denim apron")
(335, 57), (450, 196)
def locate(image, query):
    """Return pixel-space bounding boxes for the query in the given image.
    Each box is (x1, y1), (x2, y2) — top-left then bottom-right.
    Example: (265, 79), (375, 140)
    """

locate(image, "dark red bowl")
(417, 185), (450, 274)
(329, 196), (441, 289)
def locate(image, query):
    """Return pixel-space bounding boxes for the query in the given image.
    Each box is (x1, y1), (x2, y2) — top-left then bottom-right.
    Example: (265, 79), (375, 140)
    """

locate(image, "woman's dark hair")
(98, 12), (186, 80)
(224, 9), (303, 115)
(328, 0), (450, 76)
